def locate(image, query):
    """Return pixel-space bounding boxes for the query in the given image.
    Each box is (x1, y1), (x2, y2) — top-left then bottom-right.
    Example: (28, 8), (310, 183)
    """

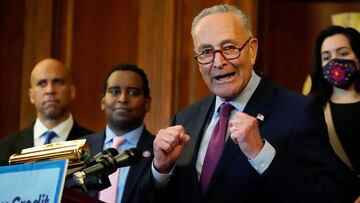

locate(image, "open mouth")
(214, 72), (236, 81)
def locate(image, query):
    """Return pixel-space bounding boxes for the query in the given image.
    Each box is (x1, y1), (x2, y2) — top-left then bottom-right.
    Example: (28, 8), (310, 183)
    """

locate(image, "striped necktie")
(200, 103), (234, 193)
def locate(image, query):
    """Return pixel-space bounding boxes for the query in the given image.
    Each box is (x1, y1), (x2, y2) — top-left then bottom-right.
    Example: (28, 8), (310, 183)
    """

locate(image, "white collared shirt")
(33, 114), (74, 146)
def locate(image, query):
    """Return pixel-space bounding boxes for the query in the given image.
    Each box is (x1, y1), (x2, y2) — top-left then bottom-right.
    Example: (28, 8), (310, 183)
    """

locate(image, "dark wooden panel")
(176, 0), (208, 111)
(2, 0), (359, 139)
(137, 0), (177, 132)
(20, 0), (54, 129)
(69, 0), (139, 132)
(0, 0), (25, 138)
(259, 1), (360, 92)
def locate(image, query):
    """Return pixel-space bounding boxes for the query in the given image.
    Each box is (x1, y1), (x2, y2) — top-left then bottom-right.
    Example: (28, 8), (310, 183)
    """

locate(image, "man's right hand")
(153, 125), (190, 173)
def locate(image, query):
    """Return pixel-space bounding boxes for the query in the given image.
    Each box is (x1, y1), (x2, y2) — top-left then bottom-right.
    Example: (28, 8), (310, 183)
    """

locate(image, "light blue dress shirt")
(103, 124), (143, 203)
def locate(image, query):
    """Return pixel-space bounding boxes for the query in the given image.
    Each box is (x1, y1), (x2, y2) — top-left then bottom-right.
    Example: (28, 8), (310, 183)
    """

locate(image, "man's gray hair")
(191, 4), (253, 38)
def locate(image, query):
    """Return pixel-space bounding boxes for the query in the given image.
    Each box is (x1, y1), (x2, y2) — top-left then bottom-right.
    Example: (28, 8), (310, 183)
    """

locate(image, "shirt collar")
(34, 114), (74, 140)
(104, 124), (144, 146)
(215, 70), (261, 114)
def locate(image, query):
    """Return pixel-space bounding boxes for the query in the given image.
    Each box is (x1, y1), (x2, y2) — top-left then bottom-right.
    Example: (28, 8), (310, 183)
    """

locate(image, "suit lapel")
(207, 77), (275, 193)
(87, 131), (106, 155)
(67, 121), (92, 140)
(177, 96), (215, 168)
(17, 127), (34, 151)
(67, 122), (80, 140)
(242, 77), (274, 121)
(121, 128), (154, 203)
(175, 96), (215, 199)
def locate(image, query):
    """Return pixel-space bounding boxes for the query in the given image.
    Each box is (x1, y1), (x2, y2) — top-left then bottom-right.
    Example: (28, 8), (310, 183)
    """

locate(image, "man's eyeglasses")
(194, 37), (252, 65)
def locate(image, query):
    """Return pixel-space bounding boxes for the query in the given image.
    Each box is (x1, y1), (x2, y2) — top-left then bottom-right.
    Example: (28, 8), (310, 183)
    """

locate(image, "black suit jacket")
(142, 77), (339, 203)
(84, 127), (154, 203)
(0, 121), (93, 166)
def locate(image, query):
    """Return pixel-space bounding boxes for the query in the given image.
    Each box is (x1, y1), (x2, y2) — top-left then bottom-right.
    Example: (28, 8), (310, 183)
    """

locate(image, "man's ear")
(101, 97), (105, 111)
(249, 38), (258, 66)
(145, 97), (151, 113)
(28, 88), (35, 104)
(70, 85), (76, 101)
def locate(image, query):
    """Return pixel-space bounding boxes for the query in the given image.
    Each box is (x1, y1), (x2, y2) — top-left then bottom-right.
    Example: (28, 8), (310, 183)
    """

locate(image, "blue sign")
(0, 159), (68, 203)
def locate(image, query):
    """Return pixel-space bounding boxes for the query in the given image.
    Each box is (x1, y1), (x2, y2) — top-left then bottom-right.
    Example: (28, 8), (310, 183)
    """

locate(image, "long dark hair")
(308, 25), (360, 107)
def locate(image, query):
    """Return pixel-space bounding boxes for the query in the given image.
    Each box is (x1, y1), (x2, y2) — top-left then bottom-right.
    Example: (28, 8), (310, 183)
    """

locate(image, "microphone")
(66, 148), (119, 178)
(83, 148), (143, 176)
(89, 148), (119, 165)
(72, 148), (146, 191)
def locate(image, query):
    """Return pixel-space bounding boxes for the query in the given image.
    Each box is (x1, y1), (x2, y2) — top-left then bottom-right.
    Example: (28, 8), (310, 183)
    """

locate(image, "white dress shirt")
(33, 114), (74, 147)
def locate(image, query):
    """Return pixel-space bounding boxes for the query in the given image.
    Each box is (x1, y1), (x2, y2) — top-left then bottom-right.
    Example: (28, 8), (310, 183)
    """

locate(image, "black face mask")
(322, 58), (358, 89)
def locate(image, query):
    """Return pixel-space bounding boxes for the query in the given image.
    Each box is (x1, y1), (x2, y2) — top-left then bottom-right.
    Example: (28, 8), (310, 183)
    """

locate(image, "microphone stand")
(71, 148), (145, 193)
(73, 154), (118, 193)
(73, 171), (88, 193)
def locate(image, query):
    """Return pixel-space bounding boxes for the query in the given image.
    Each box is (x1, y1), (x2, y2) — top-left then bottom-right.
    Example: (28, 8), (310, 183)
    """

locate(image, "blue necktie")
(43, 131), (57, 144)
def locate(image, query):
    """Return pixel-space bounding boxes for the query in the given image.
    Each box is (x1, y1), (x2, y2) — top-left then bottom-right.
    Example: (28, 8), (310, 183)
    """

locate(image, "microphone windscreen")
(93, 148), (119, 161)
(103, 148), (119, 157)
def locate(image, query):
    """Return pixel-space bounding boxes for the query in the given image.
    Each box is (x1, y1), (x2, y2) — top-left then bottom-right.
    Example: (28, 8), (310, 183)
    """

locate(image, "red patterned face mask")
(322, 58), (358, 89)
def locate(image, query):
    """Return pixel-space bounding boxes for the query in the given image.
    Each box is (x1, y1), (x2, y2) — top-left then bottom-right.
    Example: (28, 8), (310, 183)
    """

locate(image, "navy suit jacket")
(0, 121), (93, 166)
(141, 77), (339, 203)
(84, 127), (154, 203)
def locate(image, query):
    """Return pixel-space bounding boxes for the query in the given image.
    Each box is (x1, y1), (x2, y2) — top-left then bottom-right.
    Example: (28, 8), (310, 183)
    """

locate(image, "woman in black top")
(309, 25), (360, 203)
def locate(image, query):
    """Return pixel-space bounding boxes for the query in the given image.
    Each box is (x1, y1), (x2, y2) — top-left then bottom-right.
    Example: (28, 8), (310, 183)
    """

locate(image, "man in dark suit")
(0, 58), (93, 166)
(141, 4), (339, 203)
(84, 64), (154, 203)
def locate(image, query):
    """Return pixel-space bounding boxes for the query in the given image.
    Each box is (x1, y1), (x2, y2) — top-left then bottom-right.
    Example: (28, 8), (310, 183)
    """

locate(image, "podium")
(62, 187), (103, 203)
(0, 160), (103, 203)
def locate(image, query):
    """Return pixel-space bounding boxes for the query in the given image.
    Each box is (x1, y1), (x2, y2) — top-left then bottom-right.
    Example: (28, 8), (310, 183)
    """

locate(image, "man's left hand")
(229, 112), (264, 159)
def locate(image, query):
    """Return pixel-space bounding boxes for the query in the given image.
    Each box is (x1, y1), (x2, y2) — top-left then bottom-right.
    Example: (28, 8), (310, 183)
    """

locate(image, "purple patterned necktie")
(200, 103), (234, 193)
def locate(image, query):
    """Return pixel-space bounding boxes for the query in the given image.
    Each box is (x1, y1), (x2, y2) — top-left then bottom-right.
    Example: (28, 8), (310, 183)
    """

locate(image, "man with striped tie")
(140, 4), (339, 203)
